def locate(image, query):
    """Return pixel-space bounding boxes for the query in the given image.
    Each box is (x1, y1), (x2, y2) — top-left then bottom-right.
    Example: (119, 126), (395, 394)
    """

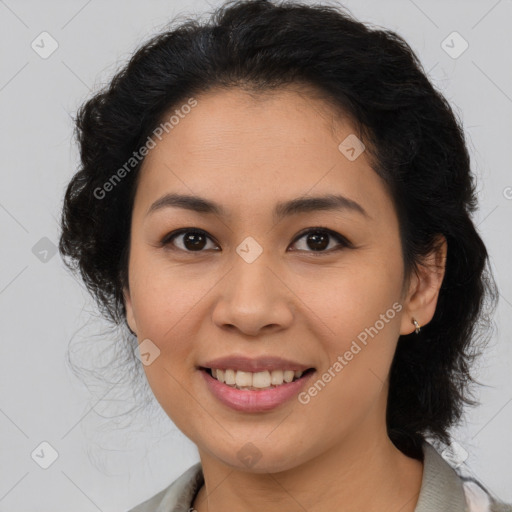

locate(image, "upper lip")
(200, 355), (314, 373)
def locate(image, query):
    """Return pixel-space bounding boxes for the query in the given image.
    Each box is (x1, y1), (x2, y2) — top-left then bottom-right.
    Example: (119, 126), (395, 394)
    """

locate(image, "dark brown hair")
(59, 0), (499, 459)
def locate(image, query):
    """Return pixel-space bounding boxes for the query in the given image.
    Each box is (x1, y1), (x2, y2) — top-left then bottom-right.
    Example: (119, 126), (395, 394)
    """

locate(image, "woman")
(58, 0), (511, 510)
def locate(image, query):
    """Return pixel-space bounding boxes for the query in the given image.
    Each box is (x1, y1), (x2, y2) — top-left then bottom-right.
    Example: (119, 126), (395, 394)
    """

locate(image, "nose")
(211, 253), (294, 337)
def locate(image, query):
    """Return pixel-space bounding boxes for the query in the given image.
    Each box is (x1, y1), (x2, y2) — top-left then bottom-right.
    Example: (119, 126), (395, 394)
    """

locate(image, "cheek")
(299, 258), (402, 398)
(299, 314), (400, 442)
(130, 275), (204, 421)
(296, 256), (402, 338)
(128, 250), (211, 339)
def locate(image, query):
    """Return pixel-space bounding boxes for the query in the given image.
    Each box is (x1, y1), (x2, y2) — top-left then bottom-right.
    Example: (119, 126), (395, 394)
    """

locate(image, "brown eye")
(289, 228), (351, 253)
(161, 229), (219, 252)
(161, 227), (351, 254)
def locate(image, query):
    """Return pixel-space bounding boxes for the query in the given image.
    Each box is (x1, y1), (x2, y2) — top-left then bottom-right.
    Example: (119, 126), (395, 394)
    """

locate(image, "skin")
(123, 86), (447, 512)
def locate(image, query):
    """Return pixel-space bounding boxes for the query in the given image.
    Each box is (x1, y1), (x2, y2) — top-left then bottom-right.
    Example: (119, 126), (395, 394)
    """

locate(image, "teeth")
(253, 371), (271, 388)
(224, 369), (235, 385)
(235, 371), (253, 388)
(210, 368), (305, 389)
(284, 370), (295, 383)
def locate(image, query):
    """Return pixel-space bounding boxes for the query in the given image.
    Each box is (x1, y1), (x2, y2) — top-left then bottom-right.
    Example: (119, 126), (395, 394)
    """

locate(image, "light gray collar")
(414, 441), (467, 512)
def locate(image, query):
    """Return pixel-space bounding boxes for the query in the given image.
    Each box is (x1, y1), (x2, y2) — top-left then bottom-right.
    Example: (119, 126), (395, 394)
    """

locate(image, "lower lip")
(200, 368), (315, 412)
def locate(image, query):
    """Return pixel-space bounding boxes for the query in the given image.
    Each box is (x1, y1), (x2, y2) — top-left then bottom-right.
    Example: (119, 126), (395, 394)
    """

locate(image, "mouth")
(199, 365), (317, 412)
(199, 366), (316, 391)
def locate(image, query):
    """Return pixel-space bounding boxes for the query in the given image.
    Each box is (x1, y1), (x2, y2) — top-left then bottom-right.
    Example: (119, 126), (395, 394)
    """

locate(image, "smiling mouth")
(200, 367), (316, 391)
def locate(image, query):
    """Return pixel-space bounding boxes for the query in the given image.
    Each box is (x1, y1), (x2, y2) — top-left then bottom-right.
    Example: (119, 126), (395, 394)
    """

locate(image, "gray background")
(1, 0), (511, 510)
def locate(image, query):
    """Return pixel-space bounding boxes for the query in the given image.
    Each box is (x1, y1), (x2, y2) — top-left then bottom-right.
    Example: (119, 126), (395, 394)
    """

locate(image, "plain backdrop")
(0, 0), (511, 510)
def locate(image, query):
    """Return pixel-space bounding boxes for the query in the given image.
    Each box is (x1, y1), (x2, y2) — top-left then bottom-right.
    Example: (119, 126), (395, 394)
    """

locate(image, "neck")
(193, 425), (423, 512)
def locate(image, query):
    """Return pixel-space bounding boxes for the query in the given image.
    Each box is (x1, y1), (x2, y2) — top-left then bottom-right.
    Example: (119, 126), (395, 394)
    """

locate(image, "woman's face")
(124, 86), (431, 472)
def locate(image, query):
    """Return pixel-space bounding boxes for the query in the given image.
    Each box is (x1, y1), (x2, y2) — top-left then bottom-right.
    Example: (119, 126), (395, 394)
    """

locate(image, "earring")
(412, 318), (421, 334)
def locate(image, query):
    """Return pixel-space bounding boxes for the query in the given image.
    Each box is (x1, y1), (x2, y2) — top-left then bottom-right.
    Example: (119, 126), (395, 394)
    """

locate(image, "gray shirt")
(127, 441), (512, 512)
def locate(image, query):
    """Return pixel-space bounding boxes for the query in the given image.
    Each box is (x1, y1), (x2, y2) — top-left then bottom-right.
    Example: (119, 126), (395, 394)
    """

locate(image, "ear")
(400, 234), (447, 335)
(123, 286), (138, 336)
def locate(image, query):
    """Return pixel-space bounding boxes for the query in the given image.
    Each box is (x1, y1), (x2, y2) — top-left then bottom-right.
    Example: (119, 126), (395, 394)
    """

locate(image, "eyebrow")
(146, 192), (370, 221)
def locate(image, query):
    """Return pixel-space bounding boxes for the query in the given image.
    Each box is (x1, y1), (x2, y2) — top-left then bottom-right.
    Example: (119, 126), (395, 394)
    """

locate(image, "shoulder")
(418, 441), (512, 512)
(460, 476), (512, 512)
(126, 462), (203, 512)
(127, 486), (169, 512)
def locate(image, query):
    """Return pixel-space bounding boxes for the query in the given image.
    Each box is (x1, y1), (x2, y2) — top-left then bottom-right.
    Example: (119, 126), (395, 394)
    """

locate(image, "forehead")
(150, 85), (349, 158)
(133, 86), (393, 223)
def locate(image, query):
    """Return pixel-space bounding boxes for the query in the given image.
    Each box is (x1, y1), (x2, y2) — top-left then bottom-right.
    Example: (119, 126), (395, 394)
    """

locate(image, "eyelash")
(160, 227), (352, 255)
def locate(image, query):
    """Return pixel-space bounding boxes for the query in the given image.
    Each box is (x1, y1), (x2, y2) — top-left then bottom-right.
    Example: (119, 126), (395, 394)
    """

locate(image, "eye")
(288, 227), (351, 254)
(161, 228), (219, 252)
(160, 227), (351, 254)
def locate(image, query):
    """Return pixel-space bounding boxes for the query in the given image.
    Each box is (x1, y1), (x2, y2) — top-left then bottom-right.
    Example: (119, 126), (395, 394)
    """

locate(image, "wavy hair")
(59, 0), (499, 458)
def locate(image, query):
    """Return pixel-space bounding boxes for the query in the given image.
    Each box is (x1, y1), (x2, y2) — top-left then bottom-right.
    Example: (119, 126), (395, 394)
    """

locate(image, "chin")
(206, 440), (308, 474)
